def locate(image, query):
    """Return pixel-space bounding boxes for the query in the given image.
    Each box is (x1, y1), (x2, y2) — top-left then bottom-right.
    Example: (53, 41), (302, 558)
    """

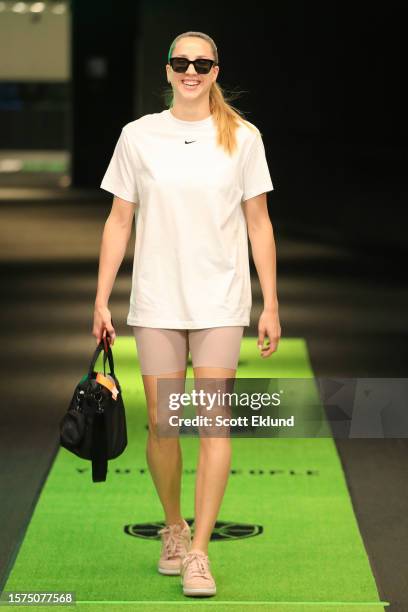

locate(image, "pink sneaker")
(180, 550), (217, 597)
(157, 519), (191, 575)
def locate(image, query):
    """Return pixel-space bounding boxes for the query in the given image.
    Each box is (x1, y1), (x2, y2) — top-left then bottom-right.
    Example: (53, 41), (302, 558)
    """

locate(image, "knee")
(146, 406), (179, 447)
(147, 419), (159, 438)
(146, 400), (158, 431)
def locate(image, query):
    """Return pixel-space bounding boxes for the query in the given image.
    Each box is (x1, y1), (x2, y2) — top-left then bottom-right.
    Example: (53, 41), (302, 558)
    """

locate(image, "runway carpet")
(1, 337), (388, 611)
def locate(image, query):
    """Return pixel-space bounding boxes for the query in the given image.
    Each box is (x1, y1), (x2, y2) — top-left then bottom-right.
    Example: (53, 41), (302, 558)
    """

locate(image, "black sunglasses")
(169, 57), (217, 74)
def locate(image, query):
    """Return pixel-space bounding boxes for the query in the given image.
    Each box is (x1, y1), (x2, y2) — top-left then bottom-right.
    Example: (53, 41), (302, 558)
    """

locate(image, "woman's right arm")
(93, 195), (138, 346)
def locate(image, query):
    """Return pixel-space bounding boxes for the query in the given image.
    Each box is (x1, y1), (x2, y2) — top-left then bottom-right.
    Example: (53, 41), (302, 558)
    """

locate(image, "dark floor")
(0, 188), (407, 611)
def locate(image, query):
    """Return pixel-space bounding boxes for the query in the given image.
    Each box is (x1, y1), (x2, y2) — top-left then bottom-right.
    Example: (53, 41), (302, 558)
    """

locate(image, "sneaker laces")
(183, 551), (211, 580)
(158, 523), (187, 559)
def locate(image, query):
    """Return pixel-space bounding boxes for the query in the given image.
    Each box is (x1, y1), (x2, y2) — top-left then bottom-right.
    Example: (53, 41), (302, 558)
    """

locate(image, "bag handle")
(88, 333), (115, 378)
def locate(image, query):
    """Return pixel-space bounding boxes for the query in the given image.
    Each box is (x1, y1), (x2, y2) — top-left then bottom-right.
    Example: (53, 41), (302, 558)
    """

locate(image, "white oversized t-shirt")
(100, 109), (274, 329)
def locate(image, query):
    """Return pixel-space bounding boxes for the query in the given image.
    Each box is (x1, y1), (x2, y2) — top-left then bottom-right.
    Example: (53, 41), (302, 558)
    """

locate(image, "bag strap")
(91, 411), (107, 482)
(88, 340), (115, 378)
(102, 346), (115, 376)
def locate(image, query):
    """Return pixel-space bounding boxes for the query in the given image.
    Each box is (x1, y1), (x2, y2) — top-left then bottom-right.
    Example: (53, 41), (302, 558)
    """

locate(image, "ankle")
(165, 517), (186, 528)
(189, 546), (208, 556)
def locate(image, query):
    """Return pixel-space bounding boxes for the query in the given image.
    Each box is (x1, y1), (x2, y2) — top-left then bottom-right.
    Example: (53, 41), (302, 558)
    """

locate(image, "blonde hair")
(165, 31), (259, 156)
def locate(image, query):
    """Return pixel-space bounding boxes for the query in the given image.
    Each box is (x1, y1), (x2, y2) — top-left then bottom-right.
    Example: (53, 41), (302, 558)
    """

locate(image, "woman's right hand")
(93, 303), (116, 346)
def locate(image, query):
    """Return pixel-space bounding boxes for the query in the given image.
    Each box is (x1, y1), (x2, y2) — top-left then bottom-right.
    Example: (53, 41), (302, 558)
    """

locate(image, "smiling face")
(166, 36), (219, 104)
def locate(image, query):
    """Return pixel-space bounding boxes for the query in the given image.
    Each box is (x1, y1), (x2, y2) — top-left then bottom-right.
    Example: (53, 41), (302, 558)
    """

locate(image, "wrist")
(263, 300), (279, 312)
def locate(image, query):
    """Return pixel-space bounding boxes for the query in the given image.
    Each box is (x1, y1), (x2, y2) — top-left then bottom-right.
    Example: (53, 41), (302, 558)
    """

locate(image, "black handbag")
(59, 335), (128, 482)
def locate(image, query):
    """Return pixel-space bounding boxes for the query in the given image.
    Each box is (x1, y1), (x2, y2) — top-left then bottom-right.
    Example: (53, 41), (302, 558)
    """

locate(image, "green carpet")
(1, 337), (388, 612)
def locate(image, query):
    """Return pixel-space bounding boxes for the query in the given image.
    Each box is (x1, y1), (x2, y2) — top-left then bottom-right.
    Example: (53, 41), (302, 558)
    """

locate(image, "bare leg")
(142, 369), (186, 527)
(190, 366), (236, 554)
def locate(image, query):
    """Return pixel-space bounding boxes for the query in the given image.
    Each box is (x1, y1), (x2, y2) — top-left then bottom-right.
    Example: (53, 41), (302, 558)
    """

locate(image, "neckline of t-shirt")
(163, 108), (214, 129)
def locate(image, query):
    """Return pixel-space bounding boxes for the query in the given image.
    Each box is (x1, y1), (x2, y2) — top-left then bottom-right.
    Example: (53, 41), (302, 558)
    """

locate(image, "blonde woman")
(94, 31), (281, 598)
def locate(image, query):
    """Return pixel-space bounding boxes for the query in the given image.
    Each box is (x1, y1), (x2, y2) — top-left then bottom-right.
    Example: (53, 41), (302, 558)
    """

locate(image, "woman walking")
(93, 31), (281, 598)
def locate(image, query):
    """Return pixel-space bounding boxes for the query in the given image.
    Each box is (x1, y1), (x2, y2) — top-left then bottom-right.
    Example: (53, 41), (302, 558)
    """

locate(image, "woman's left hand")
(257, 307), (281, 358)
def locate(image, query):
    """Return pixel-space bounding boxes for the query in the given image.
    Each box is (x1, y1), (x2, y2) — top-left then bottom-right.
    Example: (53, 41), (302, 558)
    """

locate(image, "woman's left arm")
(242, 193), (281, 358)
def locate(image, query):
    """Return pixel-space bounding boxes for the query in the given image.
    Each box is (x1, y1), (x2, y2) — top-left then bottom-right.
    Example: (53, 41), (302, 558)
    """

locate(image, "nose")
(185, 63), (198, 75)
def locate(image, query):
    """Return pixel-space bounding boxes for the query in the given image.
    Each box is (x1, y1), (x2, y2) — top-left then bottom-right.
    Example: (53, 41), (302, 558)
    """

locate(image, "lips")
(182, 80), (200, 89)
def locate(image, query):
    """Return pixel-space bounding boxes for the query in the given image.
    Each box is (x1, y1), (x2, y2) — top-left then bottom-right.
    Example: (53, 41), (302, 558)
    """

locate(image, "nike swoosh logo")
(185, 140), (196, 144)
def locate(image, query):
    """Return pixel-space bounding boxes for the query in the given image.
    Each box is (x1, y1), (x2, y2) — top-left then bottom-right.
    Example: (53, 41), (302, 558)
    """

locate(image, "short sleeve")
(241, 132), (274, 202)
(100, 128), (140, 204)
